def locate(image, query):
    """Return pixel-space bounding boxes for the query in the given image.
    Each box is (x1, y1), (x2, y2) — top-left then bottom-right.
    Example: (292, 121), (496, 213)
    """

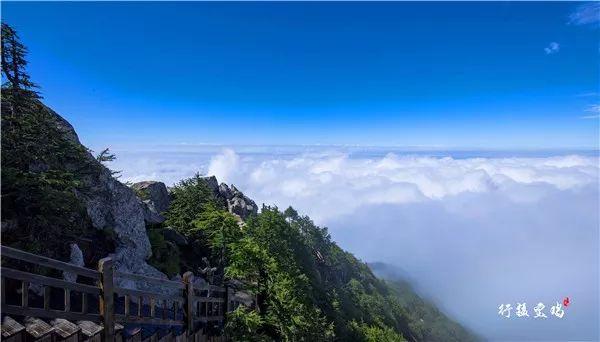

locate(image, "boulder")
(132, 181), (171, 225)
(201, 176), (220, 194)
(131, 181), (171, 213)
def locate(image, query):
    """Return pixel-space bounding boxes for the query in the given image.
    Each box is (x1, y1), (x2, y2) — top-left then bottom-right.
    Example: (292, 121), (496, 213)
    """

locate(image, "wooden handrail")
(0, 245), (101, 279)
(114, 286), (182, 301)
(0, 267), (101, 294)
(115, 271), (186, 289)
(0, 244), (229, 339)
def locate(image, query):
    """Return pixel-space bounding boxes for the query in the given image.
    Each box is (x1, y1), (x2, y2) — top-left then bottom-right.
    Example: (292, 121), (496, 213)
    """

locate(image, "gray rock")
(220, 184), (258, 220)
(201, 177), (258, 221)
(132, 181), (171, 213)
(162, 227), (188, 246)
(201, 176), (220, 193)
(81, 165), (152, 263)
(218, 183), (234, 199)
(63, 243), (84, 283)
(132, 181), (171, 225)
(139, 199), (166, 225)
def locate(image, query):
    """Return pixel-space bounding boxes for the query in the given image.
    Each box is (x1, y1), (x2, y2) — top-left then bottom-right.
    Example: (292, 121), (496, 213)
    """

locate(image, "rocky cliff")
(1, 99), (167, 288)
(201, 175), (258, 220)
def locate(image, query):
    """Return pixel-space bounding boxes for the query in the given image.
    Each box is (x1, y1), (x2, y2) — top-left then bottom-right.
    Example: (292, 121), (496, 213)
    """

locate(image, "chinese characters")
(498, 299), (569, 319)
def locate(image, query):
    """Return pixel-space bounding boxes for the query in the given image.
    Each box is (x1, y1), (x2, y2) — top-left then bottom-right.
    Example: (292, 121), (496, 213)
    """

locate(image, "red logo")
(563, 297), (570, 307)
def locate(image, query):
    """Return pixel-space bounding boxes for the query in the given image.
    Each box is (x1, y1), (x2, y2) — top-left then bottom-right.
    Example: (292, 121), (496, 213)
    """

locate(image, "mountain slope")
(370, 263), (479, 341)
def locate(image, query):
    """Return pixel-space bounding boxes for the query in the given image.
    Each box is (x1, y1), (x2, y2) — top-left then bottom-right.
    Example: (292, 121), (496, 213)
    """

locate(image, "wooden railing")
(0, 245), (228, 341)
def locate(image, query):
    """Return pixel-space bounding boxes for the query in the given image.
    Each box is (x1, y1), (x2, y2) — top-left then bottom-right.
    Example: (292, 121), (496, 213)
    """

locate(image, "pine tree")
(95, 148), (122, 177)
(1, 22), (39, 115)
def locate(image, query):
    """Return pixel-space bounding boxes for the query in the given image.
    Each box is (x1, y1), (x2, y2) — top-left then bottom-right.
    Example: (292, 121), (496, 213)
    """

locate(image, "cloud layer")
(116, 149), (599, 340)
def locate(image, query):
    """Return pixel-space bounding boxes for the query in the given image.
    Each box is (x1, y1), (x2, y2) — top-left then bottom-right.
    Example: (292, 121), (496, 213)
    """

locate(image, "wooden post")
(82, 293), (88, 314)
(21, 281), (29, 308)
(64, 289), (71, 312)
(150, 297), (156, 318)
(1, 277), (6, 305)
(124, 295), (130, 316)
(98, 257), (114, 342)
(183, 271), (194, 336)
(43, 286), (51, 310)
(223, 283), (229, 324)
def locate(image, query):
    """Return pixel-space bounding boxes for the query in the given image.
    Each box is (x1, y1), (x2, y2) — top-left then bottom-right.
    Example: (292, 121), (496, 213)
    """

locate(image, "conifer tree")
(1, 22), (39, 114)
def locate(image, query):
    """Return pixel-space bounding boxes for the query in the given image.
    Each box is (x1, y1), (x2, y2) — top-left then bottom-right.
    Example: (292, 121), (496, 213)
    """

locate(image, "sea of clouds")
(113, 148), (599, 340)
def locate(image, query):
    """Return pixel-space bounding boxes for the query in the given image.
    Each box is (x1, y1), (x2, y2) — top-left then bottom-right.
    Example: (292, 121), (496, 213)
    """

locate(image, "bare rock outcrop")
(131, 181), (171, 225)
(201, 176), (258, 220)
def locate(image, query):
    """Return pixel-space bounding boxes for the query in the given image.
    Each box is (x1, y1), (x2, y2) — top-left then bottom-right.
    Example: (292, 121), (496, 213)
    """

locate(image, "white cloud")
(569, 2), (600, 26)
(544, 42), (560, 55)
(203, 151), (597, 222)
(581, 104), (600, 119)
(114, 149), (599, 340)
(207, 148), (240, 185)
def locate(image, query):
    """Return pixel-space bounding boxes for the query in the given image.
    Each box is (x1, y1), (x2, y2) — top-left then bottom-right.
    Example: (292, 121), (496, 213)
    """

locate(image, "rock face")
(63, 243), (84, 283)
(44, 107), (168, 286)
(131, 181), (171, 225)
(220, 184), (258, 220)
(201, 176), (258, 220)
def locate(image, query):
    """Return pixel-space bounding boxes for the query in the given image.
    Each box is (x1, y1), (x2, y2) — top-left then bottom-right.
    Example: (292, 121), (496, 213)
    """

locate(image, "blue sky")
(2, 2), (599, 150)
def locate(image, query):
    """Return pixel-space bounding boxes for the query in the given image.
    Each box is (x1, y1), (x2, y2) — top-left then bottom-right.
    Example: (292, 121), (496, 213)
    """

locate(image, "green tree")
(226, 207), (333, 341)
(164, 173), (223, 233)
(191, 205), (242, 270)
(94, 148), (121, 177)
(349, 321), (405, 342)
(0, 24), (115, 263)
(1, 22), (39, 114)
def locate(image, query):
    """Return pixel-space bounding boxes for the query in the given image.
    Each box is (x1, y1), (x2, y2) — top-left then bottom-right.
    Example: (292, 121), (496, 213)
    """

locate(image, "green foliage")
(225, 207), (334, 341)
(1, 89), (109, 261)
(95, 148), (116, 163)
(0, 24), (111, 261)
(147, 229), (181, 277)
(164, 174), (223, 233)
(225, 307), (270, 342)
(191, 205), (242, 268)
(383, 279), (477, 342)
(349, 321), (406, 342)
(95, 147), (121, 177)
(1, 22), (39, 103)
(165, 195), (475, 341)
(280, 208), (477, 341)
